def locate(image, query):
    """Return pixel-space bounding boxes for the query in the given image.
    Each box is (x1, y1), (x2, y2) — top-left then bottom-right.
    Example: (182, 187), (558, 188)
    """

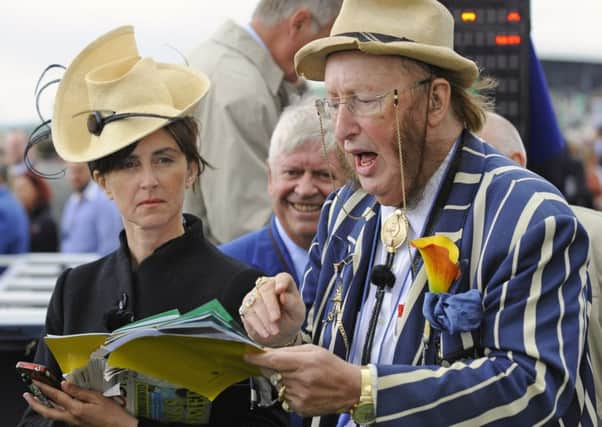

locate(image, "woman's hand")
(24, 380), (138, 427)
(240, 272), (306, 347)
(244, 344), (361, 417)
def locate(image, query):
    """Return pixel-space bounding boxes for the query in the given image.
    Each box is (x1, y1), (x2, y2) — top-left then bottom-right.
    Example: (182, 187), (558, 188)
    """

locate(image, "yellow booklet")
(45, 300), (263, 408)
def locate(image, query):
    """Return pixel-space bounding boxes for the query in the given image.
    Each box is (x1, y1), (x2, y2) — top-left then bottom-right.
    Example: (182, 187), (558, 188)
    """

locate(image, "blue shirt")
(273, 217), (308, 285)
(60, 182), (122, 255)
(0, 185), (29, 256)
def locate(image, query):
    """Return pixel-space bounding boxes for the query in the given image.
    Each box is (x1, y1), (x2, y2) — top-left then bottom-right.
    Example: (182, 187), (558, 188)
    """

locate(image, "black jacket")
(19, 215), (287, 427)
(29, 204), (58, 252)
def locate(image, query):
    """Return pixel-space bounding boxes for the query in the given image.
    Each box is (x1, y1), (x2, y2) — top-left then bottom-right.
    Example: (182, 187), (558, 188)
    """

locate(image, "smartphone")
(16, 361), (61, 407)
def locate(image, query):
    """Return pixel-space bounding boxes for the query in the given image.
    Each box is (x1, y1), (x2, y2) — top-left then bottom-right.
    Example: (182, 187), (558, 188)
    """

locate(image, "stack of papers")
(44, 299), (263, 423)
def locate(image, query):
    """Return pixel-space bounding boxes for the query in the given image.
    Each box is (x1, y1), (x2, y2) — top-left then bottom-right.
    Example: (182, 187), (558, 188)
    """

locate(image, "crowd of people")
(0, 130), (122, 256)
(0, 0), (599, 426)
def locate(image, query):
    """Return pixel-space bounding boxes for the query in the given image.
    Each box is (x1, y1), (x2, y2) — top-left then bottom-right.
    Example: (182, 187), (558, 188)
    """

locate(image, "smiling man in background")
(221, 103), (348, 286)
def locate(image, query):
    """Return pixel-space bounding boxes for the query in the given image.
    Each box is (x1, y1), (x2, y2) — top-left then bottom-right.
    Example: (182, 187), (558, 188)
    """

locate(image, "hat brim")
(295, 36), (479, 88)
(52, 26), (210, 163)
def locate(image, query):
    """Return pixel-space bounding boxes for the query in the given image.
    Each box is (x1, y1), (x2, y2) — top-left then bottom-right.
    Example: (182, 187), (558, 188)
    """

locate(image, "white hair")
(268, 102), (337, 165)
(253, 0), (342, 28)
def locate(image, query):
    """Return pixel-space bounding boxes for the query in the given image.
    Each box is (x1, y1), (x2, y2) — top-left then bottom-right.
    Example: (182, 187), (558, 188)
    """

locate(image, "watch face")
(352, 402), (376, 424)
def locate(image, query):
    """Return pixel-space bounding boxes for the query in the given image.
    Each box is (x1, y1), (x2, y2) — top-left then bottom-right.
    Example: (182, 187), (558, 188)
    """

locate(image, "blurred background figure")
(585, 145), (602, 210)
(594, 124), (602, 165)
(12, 171), (59, 252)
(477, 111), (526, 167)
(0, 131), (5, 165)
(0, 164), (29, 259)
(4, 129), (33, 175)
(563, 140), (594, 208)
(221, 103), (349, 286)
(185, 0), (343, 244)
(60, 162), (122, 255)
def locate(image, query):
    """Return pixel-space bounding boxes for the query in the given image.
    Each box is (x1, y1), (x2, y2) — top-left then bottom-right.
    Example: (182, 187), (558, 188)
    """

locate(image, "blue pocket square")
(423, 289), (483, 334)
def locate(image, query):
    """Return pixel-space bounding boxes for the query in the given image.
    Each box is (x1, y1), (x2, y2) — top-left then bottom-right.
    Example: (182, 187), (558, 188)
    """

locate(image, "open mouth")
(289, 202), (321, 213)
(355, 152), (377, 172)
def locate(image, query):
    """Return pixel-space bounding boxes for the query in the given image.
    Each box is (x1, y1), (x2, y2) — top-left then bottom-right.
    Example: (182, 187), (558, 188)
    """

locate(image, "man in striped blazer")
(240, 0), (597, 425)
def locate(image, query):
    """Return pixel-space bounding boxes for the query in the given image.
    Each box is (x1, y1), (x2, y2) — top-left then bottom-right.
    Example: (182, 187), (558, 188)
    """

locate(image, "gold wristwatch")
(350, 365), (375, 424)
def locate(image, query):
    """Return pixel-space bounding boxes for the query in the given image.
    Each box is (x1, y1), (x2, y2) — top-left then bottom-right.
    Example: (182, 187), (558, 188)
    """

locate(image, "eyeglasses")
(315, 77), (432, 122)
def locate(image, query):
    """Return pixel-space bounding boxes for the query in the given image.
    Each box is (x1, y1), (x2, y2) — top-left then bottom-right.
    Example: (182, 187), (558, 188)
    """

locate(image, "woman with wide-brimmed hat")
(19, 26), (287, 427)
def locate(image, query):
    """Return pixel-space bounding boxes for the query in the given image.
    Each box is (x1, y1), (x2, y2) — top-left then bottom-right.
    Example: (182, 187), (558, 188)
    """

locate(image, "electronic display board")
(439, 0), (531, 145)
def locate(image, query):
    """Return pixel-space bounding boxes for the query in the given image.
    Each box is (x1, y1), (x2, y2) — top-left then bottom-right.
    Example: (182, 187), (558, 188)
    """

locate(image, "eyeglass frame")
(315, 76), (432, 121)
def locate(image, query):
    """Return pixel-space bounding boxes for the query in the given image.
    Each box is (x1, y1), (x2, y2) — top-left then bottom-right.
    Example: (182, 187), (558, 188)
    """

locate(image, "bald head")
(478, 112), (527, 168)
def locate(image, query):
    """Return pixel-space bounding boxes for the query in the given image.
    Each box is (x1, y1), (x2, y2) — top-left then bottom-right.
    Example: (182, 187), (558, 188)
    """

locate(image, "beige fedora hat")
(52, 26), (210, 163)
(295, 0), (478, 87)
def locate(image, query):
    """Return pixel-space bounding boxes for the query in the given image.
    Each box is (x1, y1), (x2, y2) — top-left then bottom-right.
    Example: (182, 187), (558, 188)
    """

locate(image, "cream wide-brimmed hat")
(295, 0), (479, 87)
(51, 26), (210, 163)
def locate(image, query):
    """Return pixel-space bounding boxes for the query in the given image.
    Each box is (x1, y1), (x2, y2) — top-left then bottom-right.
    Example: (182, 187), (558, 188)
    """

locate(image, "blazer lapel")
(392, 131), (486, 364)
(338, 205), (380, 360)
(315, 194), (379, 360)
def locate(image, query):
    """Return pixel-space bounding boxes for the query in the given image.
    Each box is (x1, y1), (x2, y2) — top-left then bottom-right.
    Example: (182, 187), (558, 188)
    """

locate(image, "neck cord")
(361, 90), (410, 365)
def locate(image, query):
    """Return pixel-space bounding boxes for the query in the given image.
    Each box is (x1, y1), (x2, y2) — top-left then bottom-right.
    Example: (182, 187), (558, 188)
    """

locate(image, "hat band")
(334, 32), (415, 44)
(74, 110), (179, 136)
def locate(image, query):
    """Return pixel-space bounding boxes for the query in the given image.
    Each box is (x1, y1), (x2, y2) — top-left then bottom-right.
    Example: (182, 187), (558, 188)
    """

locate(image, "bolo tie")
(361, 209), (408, 365)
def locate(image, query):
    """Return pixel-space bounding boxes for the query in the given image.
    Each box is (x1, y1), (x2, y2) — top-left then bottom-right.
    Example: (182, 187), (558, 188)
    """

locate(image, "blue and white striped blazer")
(300, 131), (596, 426)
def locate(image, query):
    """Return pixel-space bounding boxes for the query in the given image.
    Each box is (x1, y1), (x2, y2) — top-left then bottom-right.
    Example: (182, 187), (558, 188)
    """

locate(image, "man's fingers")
(249, 296), (276, 334)
(242, 308), (271, 339)
(262, 290), (282, 323)
(274, 273), (304, 317)
(274, 272), (297, 296)
(240, 273), (303, 346)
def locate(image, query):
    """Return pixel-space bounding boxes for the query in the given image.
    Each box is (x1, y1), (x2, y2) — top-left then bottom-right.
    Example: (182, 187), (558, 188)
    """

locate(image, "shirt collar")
(274, 216), (308, 281)
(243, 24), (268, 52)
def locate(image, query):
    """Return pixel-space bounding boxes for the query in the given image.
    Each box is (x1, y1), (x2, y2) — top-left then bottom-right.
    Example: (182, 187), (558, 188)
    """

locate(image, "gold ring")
(255, 276), (269, 289)
(269, 372), (282, 387)
(238, 306), (246, 317)
(238, 291), (257, 317)
(282, 400), (292, 412)
(277, 384), (286, 402)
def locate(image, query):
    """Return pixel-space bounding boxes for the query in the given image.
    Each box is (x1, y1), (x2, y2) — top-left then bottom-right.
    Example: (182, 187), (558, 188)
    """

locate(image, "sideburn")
(392, 104), (429, 209)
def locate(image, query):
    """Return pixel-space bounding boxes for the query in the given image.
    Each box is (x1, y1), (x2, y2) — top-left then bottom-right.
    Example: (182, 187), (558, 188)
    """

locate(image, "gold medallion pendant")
(381, 209), (407, 252)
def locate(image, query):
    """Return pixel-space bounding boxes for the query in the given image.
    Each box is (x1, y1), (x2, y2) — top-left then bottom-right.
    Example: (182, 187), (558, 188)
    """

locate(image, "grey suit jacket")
(185, 21), (303, 244)
(573, 204), (602, 424)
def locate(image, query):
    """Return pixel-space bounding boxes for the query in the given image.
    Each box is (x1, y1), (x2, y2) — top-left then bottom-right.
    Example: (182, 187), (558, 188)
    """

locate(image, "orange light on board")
(495, 34), (521, 46)
(461, 11), (477, 22)
(507, 11), (521, 22)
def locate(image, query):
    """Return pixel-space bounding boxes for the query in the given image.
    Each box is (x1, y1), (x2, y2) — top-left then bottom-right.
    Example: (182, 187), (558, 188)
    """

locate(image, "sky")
(1, 0), (601, 126)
